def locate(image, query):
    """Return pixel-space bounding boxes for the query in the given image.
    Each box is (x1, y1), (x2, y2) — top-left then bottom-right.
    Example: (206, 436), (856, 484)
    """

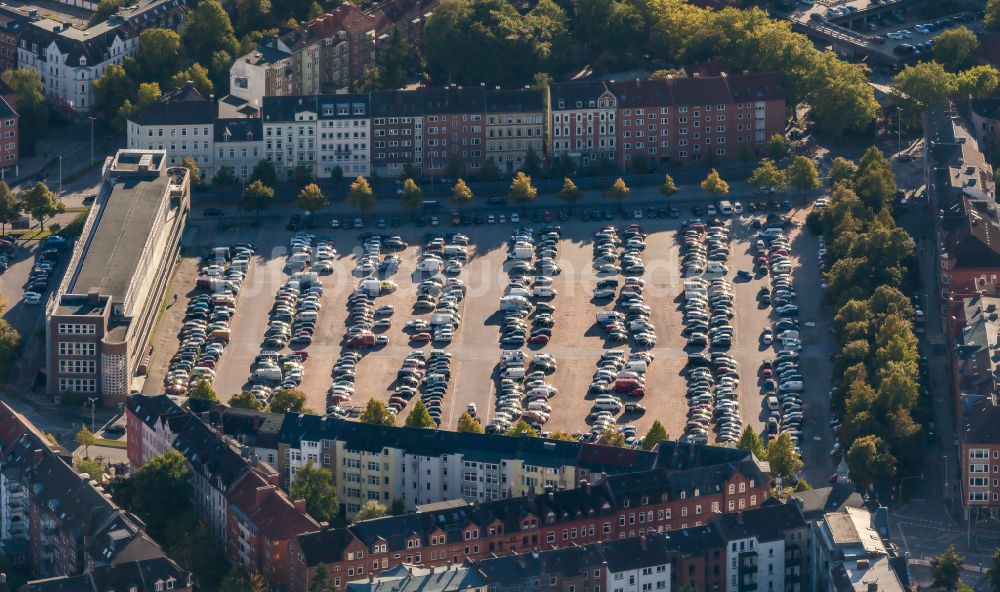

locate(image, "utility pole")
(943, 454), (949, 504)
(58, 155), (62, 194)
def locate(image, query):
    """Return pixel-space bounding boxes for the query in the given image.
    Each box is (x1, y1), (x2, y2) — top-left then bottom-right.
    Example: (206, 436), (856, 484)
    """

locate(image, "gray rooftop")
(68, 175), (170, 301)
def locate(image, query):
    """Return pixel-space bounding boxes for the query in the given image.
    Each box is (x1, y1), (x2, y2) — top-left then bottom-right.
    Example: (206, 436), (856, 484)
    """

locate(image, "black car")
(692, 206), (703, 216)
(203, 207), (224, 217)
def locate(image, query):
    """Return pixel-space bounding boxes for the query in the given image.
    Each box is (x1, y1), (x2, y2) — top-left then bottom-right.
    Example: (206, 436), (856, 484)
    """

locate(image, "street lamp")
(896, 473), (924, 504)
(86, 397), (97, 433)
(58, 155), (62, 194)
(896, 106), (902, 157)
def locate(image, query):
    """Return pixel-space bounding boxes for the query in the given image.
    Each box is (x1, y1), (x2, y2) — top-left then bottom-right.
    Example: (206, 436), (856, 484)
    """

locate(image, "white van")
(298, 310), (319, 321)
(718, 201), (733, 215)
(594, 400), (622, 411)
(759, 227), (784, 239)
(706, 261), (729, 275)
(766, 395), (779, 410)
(532, 286), (557, 298)
(502, 367), (525, 380)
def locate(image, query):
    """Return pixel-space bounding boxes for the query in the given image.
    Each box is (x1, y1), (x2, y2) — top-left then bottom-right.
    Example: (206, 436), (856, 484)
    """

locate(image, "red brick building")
(0, 78), (18, 178)
(287, 460), (769, 592)
(0, 5), (27, 73)
(549, 73), (786, 172)
(226, 471), (321, 586)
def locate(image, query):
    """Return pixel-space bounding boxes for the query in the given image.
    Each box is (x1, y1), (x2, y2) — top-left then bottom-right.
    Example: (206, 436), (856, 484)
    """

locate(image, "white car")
(23, 292), (41, 305)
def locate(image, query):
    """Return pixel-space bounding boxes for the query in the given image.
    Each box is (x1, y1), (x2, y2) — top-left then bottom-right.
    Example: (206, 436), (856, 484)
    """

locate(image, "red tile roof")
(227, 472), (320, 540)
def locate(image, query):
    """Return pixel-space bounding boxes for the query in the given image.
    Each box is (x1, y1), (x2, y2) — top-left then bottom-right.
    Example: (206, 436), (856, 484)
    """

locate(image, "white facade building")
(126, 83), (219, 180)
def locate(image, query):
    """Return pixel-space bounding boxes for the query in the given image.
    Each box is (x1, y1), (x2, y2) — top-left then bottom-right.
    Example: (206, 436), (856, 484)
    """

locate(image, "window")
(58, 342), (96, 356)
(59, 359), (95, 374)
(58, 323), (96, 335)
(58, 378), (96, 393)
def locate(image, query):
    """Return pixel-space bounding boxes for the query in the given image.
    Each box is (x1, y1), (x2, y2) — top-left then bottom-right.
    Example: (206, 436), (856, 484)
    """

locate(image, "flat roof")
(68, 176), (170, 301)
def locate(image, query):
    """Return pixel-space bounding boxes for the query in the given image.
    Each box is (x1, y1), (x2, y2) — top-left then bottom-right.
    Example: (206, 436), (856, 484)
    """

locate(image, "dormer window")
(79, 57), (86, 66)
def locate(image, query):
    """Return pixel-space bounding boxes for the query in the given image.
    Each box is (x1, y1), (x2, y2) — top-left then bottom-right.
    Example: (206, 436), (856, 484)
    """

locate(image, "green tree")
(169, 63), (214, 98)
(700, 169), (729, 200)
(606, 177), (629, 209)
(235, 0), (273, 34)
(377, 32), (420, 90)
(229, 391), (264, 411)
(457, 412), (483, 433)
(957, 65), (1000, 99)
(89, 0), (125, 25)
(308, 567), (333, 592)
(297, 183), (326, 214)
(934, 27), (979, 70)
(188, 380), (219, 402)
(522, 147), (542, 177)
(556, 177), (582, 209)
(748, 158), (787, 196)
(506, 419), (539, 437)
(806, 54), (880, 138)
(659, 174), (678, 202)
(547, 432), (578, 441)
(767, 433), (803, 480)
(346, 176), (376, 215)
(360, 399), (396, 426)
(601, 429), (626, 447)
(640, 420), (669, 450)
(132, 28), (182, 85)
(399, 178), (423, 214)
(75, 457), (104, 482)
(989, 0), (1000, 31)
(846, 435), (897, 490)
(629, 153), (649, 174)
(354, 67), (383, 93)
(211, 166), (239, 190)
(75, 426), (97, 458)
(251, 159), (277, 186)
(793, 478), (813, 492)
(827, 157), (858, 187)
(242, 180), (274, 225)
(0, 299), (21, 383)
(478, 159), (501, 181)
(931, 546), (964, 591)
(552, 151), (577, 178)
(292, 164), (314, 189)
(135, 82), (162, 109)
(93, 64), (133, 124)
(181, 0), (239, 67)
(736, 425), (767, 459)
(987, 548), (1000, 592)
(22, 182), (64, 231)
(220, 568), (252, 592)
(787, 156), (820, 202)
(181, 156), (203, 188)
(354, 500), (389, 522)
(767, 134), (788, 160)
(2, 68), (48, 153)
(290, 462), (339, 523)
(450, 178), (474, 208)
(131, 449), (194, 540)
(508, 171), (537, 209)
(329, 165), (344, 185)
(893, 62), (958, 125)
(269, 388), (308, 413)
(0, 181), (20, 234)
(445, 155), (467, 180)
(404, 400), (436, 428)
(389, 497), (406, 515)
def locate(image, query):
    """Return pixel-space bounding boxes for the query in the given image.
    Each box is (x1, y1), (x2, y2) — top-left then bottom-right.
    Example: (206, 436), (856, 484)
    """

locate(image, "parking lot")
(144, 203), (836, 467)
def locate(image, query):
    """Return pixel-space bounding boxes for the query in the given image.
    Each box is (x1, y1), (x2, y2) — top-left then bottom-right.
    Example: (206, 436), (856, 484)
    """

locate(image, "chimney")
(736, 512), (744, 525)
(293, 498), (307, 513)
(639, 534), (647, 550)
(368, 573), (374, 583)
(87, 288), (100, 305)
(867, 583), (878, 592)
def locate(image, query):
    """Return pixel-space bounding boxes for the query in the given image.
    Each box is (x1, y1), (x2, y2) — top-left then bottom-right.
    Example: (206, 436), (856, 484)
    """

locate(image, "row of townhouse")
(342, 500), (908, 592)
(126, 395), (321, 587)
(0, 401), (192, 592)
(288, 466), (774, 592)
(8, 0), (191, 114)
(923, 103), (1000, 518)
(229, 0), (440, 108)
(127, 71), (786, 183)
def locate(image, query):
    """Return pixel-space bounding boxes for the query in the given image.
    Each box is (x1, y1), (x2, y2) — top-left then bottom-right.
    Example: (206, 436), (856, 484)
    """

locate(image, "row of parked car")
(21, 235), (67, 305)
(678, 219), (742, 444)
(164, 243), (251, 395)
(410, 233), (469, 344)
(758, 228), (805, 450)
(417, 349), (453, 426)
(353, 233), (406, 277)
(326, 350), (361, 415)
(583, 351), (651, 441)
(487, 350), (559, 433)
(499, 228), (540, 348)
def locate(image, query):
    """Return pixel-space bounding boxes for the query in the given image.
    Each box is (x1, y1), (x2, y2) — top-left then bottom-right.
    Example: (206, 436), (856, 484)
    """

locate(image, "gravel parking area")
(145, 207), (835, 455)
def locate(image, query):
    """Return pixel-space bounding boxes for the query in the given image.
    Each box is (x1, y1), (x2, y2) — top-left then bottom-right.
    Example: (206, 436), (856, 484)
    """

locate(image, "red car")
(411, 332), (432, 342)
(761, 368), (773, 379)
(530, 334), (550, 344)
(542, 211), (553, 222)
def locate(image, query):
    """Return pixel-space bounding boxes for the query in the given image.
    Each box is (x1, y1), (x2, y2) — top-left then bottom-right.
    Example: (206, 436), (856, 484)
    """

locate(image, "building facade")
(47, 150), (189, 403)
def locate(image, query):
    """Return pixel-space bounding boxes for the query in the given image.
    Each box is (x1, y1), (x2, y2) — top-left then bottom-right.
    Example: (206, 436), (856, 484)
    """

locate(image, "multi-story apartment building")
(924, 103), (998, 317)
(549, 73), (785, 171)
(485, 89), (545, 175)
(714, 503), (809, 592)
(127, 83), (219, 176)
(289, 470), (776, 592)
(46, 150), (189, 404)
(262, 93), (371, 179)
(16, 0), (191, 113)
(127, 395), (319, 588)
(230, 0), (437, 108)
(0, 5), (29, 72)
(0, 80), (19, 179)
(0, 401), (192, 591)
(811, 506), (907, 592)
(215, 117), (264, 184)
(274, 413), (667, 516)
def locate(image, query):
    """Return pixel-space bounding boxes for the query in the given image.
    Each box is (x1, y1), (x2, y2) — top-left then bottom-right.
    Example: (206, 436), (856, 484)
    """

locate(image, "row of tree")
(807, 149), (921, 490)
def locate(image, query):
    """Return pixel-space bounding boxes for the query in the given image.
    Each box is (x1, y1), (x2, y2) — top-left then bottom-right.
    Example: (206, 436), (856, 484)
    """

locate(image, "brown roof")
(227, 472), (320, 540)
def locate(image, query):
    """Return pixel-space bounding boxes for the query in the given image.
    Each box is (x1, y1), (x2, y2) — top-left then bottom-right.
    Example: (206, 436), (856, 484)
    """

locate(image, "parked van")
(298, 310), (319, 321)
(502, 367), (525, 380)
(779, 381), (804, 392)
(718, 200), (733, 215)
(594, 399), (623, 411)
(759, 227), (784, 239)
(706, 261), (729, 275)
(766, 395), (779, 410)
(532, 286), (557, 298)
(253, 367), (282, 381)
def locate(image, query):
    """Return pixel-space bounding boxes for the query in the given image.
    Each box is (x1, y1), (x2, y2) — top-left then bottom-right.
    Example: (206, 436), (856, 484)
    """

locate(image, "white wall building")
(317, 95), (370, 177)
(127, 83), (219, 180)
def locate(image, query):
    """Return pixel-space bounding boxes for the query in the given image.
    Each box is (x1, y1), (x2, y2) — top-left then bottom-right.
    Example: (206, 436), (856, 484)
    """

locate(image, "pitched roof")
(171, 416), (251, 493)
(550, 72), (784, 111)
(963, 395), (1000, 443)
(713, 502), (807, 543)
(129, 83), (217, 126)
(226, 472), (320, 540)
